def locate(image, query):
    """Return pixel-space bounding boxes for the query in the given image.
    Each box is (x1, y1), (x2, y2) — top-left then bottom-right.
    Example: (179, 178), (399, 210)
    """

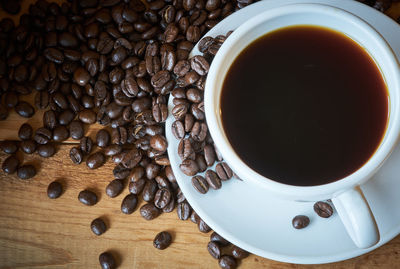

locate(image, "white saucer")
(166, 0), (400, 264)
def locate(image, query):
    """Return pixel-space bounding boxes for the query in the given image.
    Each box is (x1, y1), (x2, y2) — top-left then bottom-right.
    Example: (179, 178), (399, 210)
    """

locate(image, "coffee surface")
(221, 25), (388, 186)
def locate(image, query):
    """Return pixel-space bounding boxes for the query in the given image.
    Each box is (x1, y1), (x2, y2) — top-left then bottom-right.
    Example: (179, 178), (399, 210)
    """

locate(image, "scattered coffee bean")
(99, 251), (116, 269)
(154, 188), (172, 209)
(219, 255), (237, 269)
(215, 162), (233, 181)
(121, 193), (138, 214)
(86, 152), (106, 169)
(47, 181), (63, 199)
(69, 121), (84, 140)
(18, 123), (33, 140)
(313, 201), (334, 218)
(207, 241), (221, 259)
(34, 128), (52, 145)
(15, 102), (35, 118)
(153, 231), (172, 250)
(177, 201), (191, 220)
(2, 155), (19, 174)
(20, 140), (36, 154)
(140, 203), (161, 220)
(96, 129), (111, 148)
(205, 170), (222, 190)
(292, 215), (310, 229)
(198, 218), (212, 233)
(80, 136), (93, 155)
(78, 190), (98, 206)
(70, 147), (83, 164)
(231, 246), (249, 259)
(37, 144), (56, 158)
(210, 232), (230, 247)
(192, 175), (209, 194)
(106, 179), (124, 198)
(1, 140), (18, 154)
(17, 165), (36, 180)
(91, 218), (107, 236)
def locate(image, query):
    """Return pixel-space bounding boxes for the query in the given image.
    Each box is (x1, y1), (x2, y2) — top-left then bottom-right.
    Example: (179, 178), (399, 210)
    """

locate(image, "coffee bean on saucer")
(205, 170), (221, 190)
(17, 165), (36, 179)
(153, 231), (172, 250)
(47, 181), (63, 199)
(78, 190), (98, 206)
(207, 241), (221, 259)
(292, 215), (310, 229)
(231, 245), (249, 259)
(2, 155), (19, 174)
(121, 193), (138, 214)
(179, 159), (199, 176)
(99, 251), (116, 269)
(313, 201), (334, 218)
(219, 255), (237, 269)
(215, 162), (233, 181)
(192, 175), (208, 194)
(210, 232), (230, 247)
(91, 218), (107, 236)
(106, 179), (124, 198)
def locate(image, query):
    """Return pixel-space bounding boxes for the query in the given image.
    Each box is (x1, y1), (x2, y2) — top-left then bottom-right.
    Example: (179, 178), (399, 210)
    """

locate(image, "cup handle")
(331, 187), (379, 249)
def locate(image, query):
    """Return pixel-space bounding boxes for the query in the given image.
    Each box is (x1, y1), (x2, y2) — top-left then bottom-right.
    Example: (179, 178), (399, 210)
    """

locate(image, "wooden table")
(2, 1), (400, 268)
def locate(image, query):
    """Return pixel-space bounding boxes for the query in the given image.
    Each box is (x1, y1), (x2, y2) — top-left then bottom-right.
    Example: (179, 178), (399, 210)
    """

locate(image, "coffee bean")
(205, 170), (221, 190)
(195, 154), (207, 173)
(37, 143), (56, 158)
(210, 232), (230, 247)
(34, 128), (52, 145)
(53, 126), (69, 142)
(191, 175), (208, 194)
(145, 163), (160, 179)
(78, 190), (98, 206)
(184, 114), (195, 132)
(219, 255), (237, 269)
(152, 103), (168, 123)
(2, 155), (19, 174)
(69, 121), (84, 140)
(120, 148), (142, 169)
(15, 101), (35, 118)
(150, 134), (168, 152)
(70, 147), (83, 164)
(17, 165), (36, 180)
(142, 179), (158, 202)
(129, 178), (146, 195)
(91, 218), (107, 236)
(113, 163), (131, 179)
(172, 103), (188, 120)
(47, 181), (63, 199)
(140, 203), (161, 220)
(292, 215), (310, 229)
(203, 144), (216, 166)
(79, 109), (96, 124)
(151, 70), (170, 88)
(44, 48), (64, 64)
(105, 179), (124, 198)
(179, 159), (198, 176)
(96, 129), (111, 148)
(154, 188), (172, 209)
(1, 140), (18, 154)
(104, 144), (122, 156)
(86, 152), (106, 169)
(18, 123), (33, 140)
(153, 231), (172, 250)
(43, 110), (57, 130)
(215, 162), (233, 181)
(58, 110), (75, 126)
(177, 201), (191, 220)
(190, 55), (210, 76)
(119, 193), (138, 215)
(207, 241), (221, 259)
(231, 245), (249, 259)
(172, 120), (185, 139)
(99, 252), (116, 269)
(80, 136), (93, 154)
(111, 126), (128, 145)
(20, 140), (36, 154)
(313, 201), (334, 218)
(198, 218), (212, 233)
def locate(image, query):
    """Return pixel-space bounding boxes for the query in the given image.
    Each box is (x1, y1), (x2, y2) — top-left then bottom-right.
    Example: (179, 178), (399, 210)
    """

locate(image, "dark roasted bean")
(91, 218), (107, 236)
(43, 110), (57, 130)
(231, 245), (249, 259)
(142, 179), (158, 202)
(15, 102), (35, 118)
(79, 109), (96, 124)
(37, 143), (56, 158)
(203, 144), (216, 166)
(121, 148), (142, 169)
(2, 155), (19, 174)
(47, 181), (63, 199)
(69, 121), (84, 140)
(208, 241), (221, 259)
(17, 165), (36, 179)
(140, 203), (161, 220)
(80, 136), (93, 154)
(177, 201), (191, 220)
(153, 231), (172, 250)
(313, 201), (334, 218)
(150, 134), (168, 152)
(104, 144), (122, 156)
(172, 120), (185, 139)
(121, 193), (138, 214)
(210, 232), (230, 247)
(1, 140), (18, 154)
(205, 169), (221, 190)
(20, 140), (36, 154)
(154, 188), (172, 209)
(198, 218), (212, 233)
(99, 252), (116, 269)
(219, 255), (237, 269)
(53, 126), (69, 142)
(179, 159), (199, 176)
(78, 190), (98, 206)
(192, 175), (209, 194)
(34, 128), (52, 145)
(292, 215), (310, 229)
(106, 179), (124, 198)
(96, 129), (111, 148)
(190, 55), (210, 76)
(70, 147), (83, 164)
(86, 152), (106, 169)
(215, 162), (233, 181)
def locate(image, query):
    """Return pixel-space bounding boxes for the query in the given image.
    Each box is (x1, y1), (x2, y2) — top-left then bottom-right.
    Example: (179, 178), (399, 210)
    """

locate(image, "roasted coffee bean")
(44, 48), (64, 64)
(74, 67), (90, 87)
(53, 92), (68, 110)
(111, 126), (128, 145)
(2, 155), (19, 174)
(129, 178), (146, 195)
(80, 136), (93, 154)
(140, 203), (161, 220)
(132, 97), (151, 113)
(78, 190), (98, 206)
(190, 55), (210, 76)
(121, 193), (138, 214)
(145, 125), (163, 137)
(203, 144), (216, 166)
(313, 201), (334, 218)
(190, 121), (207, 142)
(53, 126), (69, 142)
(219, 255), (237, 269)
(121, 148), (142, 168)
(172, 120), (185, 139)
(190, 211), (200, 224)
(18, 123), (33, 140)
(91, 218), (107, 236)
(151, 70), (170, 88)
(215, 162), (233, 181)
(106, 179), (124, 198)
(145, 163), (160, 179)
(153, 231), (172, 250)
(43, 110), (57, 130)
(186, 88), (202, 103)
(15, 102), (35, 118)
(17, 165), (36, 180)
(195, 154), (207, 172)
(86, 152), (106, 169)
(184, 114), (195, 132)
(192, 175), (209, 194)
(70, 147), (83, 164)
(198, 218), (212, 233)
(178, 139), (195, 161)
(177, 201), (191, 220)
(205, 170), (221, 190)
(79, 109), (96, 124)
(99, 252), (116, 269)
(104, 144), (122, 156)
(47, 181), (63, 199)
(154, 188), (172, 209)
(152, 103), (168, 123)
(1, 140), (18, 154)
(172, 103), (188, 120)
(208, 241), (221, 259)
(112, 163), (131, 179)
(20, 140), (36, 154)
(142, 179), (158, 202)
(292, 215), (310, 229)
(179, 159), (198, 176)
(149, 134), (168, 152)
(177, 189), (186, 203)
(69, 121), (84, 140)
(96, 129), (111, 148)
(210, 232), (230, 247)
(191, 102), (205, 120)
(5, 92), (18, 108)
(37, 144), (56, 158)
(231, 246), (249, 259)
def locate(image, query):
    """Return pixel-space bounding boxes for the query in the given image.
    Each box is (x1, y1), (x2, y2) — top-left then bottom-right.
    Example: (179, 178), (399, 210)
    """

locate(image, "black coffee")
(221, 25), (388, 186)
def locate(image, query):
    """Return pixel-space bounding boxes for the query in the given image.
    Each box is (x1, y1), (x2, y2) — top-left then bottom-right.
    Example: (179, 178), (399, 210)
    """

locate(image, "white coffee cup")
(204, 3), (400, 249)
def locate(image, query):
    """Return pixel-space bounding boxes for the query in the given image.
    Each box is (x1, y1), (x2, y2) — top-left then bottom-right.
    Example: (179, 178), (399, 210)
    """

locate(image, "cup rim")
(204, 3), (400, 200)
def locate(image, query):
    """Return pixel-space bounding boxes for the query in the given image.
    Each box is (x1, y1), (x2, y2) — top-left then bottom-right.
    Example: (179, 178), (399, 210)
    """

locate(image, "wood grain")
(1, 1), (400, 268)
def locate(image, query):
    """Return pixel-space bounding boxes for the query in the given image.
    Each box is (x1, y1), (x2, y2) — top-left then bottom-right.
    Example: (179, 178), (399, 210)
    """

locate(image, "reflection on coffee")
(221, 25), (388, 186)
